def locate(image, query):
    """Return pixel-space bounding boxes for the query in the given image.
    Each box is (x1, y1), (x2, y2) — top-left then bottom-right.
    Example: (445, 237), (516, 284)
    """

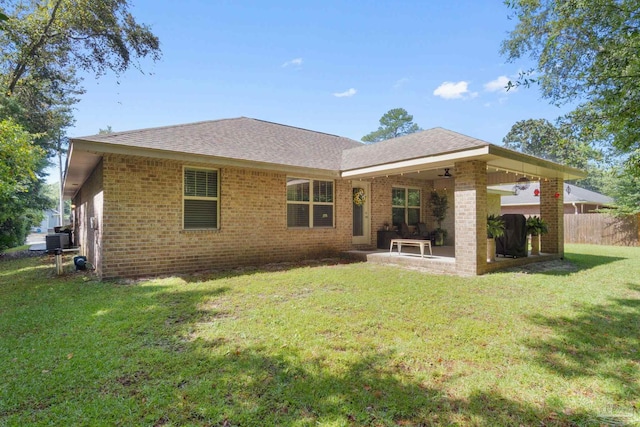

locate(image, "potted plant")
(526, 216), (548, 256)
(487, 214), (505, 262)
(429, 191), (449, 246)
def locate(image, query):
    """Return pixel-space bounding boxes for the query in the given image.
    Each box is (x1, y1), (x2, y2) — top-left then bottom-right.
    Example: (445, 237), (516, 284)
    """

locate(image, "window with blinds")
(183, 168), (219, 229)
(286, 177), (334, 227)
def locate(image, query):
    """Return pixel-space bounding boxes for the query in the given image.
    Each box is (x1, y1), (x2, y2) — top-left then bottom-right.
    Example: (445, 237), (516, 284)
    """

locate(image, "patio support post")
(540, 178), (564, 256)
(454, 160), (487, 275)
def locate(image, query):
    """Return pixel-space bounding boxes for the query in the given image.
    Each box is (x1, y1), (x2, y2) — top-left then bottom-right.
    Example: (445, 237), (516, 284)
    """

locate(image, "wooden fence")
(564, 213), (639, 246)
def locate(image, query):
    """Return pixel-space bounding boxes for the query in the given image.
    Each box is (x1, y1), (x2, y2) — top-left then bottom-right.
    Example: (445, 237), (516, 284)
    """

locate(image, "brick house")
(63, 117), (585, 279)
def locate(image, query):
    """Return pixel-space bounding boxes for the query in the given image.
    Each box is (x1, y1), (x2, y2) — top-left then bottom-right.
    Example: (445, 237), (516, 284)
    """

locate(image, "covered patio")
(345, 245), (561, 275)
(343, 128), (585, 276)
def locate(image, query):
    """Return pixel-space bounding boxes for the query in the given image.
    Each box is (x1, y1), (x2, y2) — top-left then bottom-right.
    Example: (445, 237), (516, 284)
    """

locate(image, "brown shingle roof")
(341, 127), (491, 170)
(73, 117), (363, 171)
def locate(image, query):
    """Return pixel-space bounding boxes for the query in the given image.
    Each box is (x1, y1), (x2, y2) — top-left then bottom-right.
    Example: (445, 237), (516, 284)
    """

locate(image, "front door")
(352, 181), (371, 245)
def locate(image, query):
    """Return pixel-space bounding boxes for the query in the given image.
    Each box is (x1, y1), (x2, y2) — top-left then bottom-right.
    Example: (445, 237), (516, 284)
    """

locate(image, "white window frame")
(286, 177), (335, 228)
(183, 166), (220, 230)
(392, 186), (421, 226)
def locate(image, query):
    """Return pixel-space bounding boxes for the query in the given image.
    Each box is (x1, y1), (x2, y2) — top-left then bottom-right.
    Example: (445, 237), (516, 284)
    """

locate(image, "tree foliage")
(501, 0), (640, 173)
(600, 168), (640, 216)
(362, 108), (421, 143)
(502, 118), (601, 170)
(0, 119), (51, 250)
(0, 0), (161, 95)
(0, 0), (161, 249)
(0, 119), (44, 199)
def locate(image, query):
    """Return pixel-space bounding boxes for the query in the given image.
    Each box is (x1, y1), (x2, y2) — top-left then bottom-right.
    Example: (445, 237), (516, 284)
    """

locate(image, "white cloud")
(433, 81), (475, 99)
(282, 58), (303, 68)
(333, 88), (357, 98)
(483, 75), (515, 93)
(393, 77), (409, 89)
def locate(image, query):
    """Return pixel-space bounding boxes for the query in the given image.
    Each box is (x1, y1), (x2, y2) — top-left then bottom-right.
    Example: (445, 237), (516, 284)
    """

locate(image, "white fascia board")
(488, 145), (586, 180)
(341, 147), (490, 178)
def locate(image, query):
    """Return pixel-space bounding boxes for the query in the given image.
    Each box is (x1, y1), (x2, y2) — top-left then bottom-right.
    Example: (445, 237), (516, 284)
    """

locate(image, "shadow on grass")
(525, 283), (640, 406)
(139, 346), (616, 427)
(75, 284), (635, 425)
(1, 257), (636, 426)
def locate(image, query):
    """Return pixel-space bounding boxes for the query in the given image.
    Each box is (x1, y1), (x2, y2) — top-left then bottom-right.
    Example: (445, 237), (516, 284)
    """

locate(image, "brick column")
(540, 178), (564, 255)
(454, 160), (487, 275)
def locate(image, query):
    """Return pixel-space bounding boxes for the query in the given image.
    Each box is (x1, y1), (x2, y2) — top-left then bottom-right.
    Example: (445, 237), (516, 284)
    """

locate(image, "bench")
(389, 239), (432, 258)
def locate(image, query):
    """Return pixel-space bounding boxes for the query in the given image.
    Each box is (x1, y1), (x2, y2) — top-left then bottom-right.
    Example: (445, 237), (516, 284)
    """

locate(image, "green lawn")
(1, 244), (639, 426)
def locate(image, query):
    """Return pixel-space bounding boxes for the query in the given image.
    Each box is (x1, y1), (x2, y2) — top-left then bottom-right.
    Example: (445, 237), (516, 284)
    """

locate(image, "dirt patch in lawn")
(501, 259), (579, 274)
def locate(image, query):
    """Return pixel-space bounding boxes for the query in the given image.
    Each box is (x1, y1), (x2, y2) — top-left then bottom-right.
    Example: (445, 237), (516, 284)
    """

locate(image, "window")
(287, 178), (334, 227)
(392, 187), (421, 227)
(183, 168), (219, 229)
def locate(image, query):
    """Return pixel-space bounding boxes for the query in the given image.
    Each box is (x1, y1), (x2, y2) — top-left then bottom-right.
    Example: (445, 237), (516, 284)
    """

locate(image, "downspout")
(572, 202), (578, 215)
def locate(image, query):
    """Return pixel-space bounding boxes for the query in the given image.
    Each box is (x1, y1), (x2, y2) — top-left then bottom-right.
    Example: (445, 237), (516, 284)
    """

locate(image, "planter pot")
(434, 231), (445, 246)
(487, 238), (496, 263)
(530, 234), (540, 256)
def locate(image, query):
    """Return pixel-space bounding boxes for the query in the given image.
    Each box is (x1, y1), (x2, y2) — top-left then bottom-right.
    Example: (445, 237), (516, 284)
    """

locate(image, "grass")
(3, 244), (29, 254)
(0, 244), (639, 426)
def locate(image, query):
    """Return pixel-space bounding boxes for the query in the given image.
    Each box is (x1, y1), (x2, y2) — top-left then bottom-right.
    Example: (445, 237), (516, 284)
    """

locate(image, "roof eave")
(341, 146), (491, 178)
(63, 139), (342, 198)
(487, 145), (587, 181)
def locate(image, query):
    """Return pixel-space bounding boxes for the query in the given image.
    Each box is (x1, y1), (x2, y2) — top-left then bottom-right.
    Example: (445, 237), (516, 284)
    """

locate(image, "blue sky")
(68, 1), (569, 148)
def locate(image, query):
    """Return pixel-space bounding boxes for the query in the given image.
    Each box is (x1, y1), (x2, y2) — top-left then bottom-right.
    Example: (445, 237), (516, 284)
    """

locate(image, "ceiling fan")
(438, 168), (453, 178)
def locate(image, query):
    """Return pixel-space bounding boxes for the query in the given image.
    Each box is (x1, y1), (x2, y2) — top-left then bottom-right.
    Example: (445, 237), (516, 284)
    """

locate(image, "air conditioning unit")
(46, 233), (70, 252)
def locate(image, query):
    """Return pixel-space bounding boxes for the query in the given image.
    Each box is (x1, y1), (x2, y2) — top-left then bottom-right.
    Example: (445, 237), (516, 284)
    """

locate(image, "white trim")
(342, 147), (490, 178)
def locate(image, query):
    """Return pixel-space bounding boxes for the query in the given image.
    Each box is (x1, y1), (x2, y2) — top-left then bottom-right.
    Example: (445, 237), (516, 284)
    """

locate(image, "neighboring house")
(63, 117), (585, 279)
(496, 182), (613, 216)
(32, 209), (60, 233)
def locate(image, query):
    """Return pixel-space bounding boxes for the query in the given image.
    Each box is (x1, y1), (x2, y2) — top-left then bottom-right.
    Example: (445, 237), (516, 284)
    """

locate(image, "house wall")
(91, 154), (358, 279)
(72, 160), (104, 277)
(368, 177), (455, 245)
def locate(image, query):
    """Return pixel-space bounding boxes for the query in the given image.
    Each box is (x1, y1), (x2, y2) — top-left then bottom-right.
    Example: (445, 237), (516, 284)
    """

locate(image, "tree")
(597, 165), (640, 216)
(362, 108), (421, 143)
(0, 0), (161, 96)
(0, 119), (51, 250)
(0, 0), (160, 247)
(98, 125), (113, 134)
(502, 118), (600, 170)
(501, 0), (640, 173)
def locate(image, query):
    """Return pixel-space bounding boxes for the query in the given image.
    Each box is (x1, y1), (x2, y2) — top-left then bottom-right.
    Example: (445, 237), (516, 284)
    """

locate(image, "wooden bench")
(389, 239), (432, 258)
